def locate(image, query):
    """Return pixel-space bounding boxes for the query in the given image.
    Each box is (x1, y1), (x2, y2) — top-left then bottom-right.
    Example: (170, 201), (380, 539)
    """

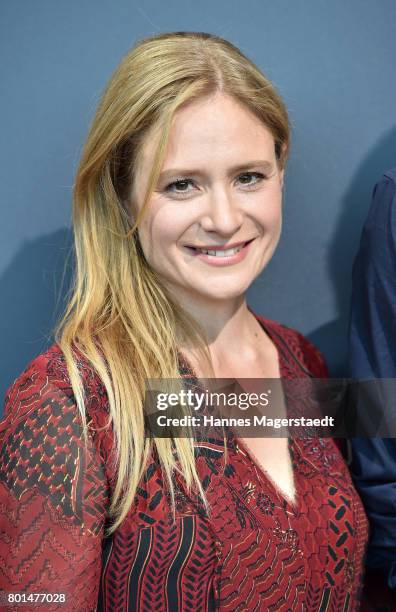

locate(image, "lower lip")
(186, 240), (254, 267)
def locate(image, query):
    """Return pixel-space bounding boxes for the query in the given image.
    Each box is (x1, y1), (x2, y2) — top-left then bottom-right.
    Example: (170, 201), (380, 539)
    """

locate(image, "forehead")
(139, 93), (276, 172)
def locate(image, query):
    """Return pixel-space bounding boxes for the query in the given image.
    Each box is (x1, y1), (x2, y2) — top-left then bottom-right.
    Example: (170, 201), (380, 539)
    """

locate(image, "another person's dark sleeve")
(348, 168), (396, 594)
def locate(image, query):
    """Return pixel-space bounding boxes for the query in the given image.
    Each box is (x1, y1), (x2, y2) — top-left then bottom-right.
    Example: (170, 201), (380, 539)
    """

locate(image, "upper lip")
(185, 239), (253, 250)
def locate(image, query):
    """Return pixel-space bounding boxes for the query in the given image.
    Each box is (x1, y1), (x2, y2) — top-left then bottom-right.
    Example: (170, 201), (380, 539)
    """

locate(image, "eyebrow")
(158, 160), (275, 181)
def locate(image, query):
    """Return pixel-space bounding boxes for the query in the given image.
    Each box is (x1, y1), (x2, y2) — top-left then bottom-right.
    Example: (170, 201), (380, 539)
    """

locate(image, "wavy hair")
(55, 31), (290, 533)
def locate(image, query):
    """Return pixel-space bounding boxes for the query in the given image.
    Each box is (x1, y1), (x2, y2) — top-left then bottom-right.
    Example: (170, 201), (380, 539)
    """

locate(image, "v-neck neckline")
(236, 313), (300, 510)
(234, 436), (299, 511)
(177, 310), (302, 511)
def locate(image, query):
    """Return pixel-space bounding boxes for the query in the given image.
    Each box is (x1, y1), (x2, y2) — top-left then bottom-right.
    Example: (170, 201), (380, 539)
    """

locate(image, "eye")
(236, 172), (266, 187)
(164, 178), (196, 196)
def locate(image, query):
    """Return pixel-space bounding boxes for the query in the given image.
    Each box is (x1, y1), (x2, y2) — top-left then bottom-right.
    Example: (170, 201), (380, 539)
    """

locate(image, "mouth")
(184, 239), (255, 258)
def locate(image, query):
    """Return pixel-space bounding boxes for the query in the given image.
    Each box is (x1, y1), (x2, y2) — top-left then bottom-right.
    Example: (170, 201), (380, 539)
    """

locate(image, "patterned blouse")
(0, 315), (368, 611)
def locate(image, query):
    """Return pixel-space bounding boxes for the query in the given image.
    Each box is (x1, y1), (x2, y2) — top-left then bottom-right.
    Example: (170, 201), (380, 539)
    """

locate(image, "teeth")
(200, 245), (244, 257)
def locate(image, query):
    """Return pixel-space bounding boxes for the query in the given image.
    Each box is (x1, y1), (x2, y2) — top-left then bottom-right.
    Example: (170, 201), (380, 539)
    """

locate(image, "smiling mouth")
(185, 239), (254, 257)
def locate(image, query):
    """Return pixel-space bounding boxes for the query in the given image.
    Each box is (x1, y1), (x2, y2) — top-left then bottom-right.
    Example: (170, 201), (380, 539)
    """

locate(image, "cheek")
(254, 188), (283, 231)
(138, 201), (188, 261)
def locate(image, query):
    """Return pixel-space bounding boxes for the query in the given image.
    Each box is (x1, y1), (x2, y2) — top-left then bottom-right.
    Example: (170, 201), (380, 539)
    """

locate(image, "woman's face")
(132, 92), (284, 306)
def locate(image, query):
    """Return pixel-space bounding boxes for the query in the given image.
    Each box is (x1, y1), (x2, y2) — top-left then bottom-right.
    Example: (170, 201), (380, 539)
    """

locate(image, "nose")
(200, 185), (244, 236)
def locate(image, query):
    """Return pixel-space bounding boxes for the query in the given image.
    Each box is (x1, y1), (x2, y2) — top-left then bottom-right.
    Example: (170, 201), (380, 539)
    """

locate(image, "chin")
(212, 277), (254, 293)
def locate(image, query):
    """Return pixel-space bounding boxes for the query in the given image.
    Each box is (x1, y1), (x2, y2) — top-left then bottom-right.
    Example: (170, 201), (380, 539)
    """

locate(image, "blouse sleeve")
(0, 358), (110, 611)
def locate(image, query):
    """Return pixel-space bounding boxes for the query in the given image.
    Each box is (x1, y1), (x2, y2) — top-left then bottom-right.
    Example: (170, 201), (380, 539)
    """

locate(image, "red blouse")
(0, 316), (368, 611)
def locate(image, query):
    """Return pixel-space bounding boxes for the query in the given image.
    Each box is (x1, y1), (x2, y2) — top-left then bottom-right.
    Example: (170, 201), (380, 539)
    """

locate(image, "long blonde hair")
(55, 31), (290, 533)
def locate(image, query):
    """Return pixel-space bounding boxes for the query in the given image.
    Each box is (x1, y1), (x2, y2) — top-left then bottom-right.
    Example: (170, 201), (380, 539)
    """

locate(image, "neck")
(172, 290), (262, 357)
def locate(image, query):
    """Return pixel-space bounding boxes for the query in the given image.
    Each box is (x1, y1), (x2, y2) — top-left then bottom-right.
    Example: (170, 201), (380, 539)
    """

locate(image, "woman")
(0, 32), (368, 611)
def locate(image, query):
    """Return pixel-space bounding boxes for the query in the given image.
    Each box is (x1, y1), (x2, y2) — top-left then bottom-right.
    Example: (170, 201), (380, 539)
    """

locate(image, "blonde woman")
(0, 32), (368, 611)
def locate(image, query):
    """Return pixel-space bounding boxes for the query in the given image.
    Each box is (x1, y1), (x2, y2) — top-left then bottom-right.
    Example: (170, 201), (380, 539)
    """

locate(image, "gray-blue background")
(2, 0), (396, 407)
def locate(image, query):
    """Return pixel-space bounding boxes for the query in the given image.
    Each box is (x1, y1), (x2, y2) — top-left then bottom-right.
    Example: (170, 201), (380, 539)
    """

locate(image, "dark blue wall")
(2, 0), (396, 406)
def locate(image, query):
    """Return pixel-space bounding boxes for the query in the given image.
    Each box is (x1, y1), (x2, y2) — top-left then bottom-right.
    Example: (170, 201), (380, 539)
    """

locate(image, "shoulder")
(2, 343), (109, 432)
(3, 344), (69, 424)
(383, 167), (396, 185)
(256, 315), (329, 377)
(352, 168), (396, 285)
(365, 168), (396, 234)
